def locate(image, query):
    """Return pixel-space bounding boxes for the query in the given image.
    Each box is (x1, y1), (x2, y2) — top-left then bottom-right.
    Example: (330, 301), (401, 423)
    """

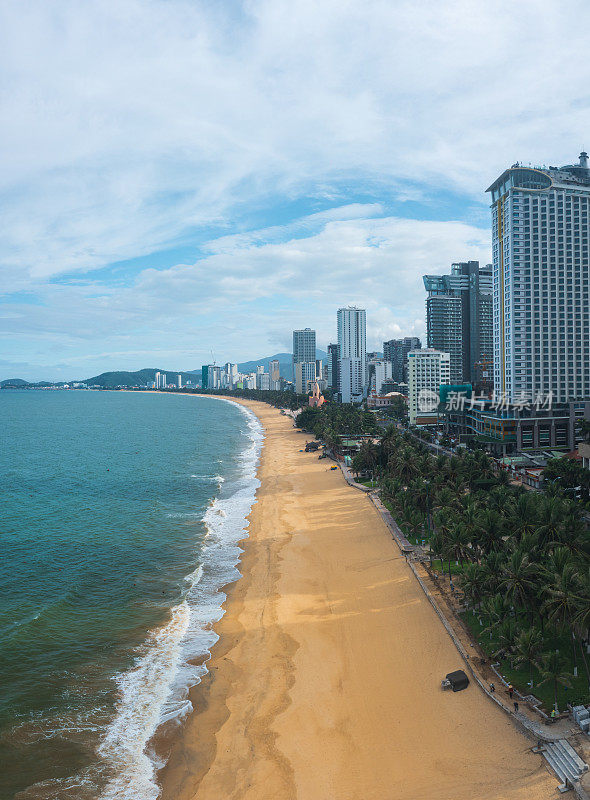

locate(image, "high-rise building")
(337, 307), (367, 403)
(293, 328), (316, 394)
(155, 370), (162, 389)
(408, 349), (450, 426)
(269, 359), (281, 390)
(423, 262), (493, 385)
(487, 153), (590, 403)
(224, 363), (238, 388)
(383, 337), (421, 382)
(293, 328), (316, 364)
(367, 357), (393, 394)
(295, 361), (316, 394)
(257, 372), (270, 391)
(327, 343), (339, 390)
(177, 374), (182, 389)
(201, 365), (210, 389)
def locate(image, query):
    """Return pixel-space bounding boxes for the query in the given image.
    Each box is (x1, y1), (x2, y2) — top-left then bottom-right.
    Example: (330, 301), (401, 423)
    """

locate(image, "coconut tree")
(473, 509), (505, 556)
(459, 562), (487, 610)
(480, 551), (506, 597)
(543, 563), (584, 677)
(508, 493), (540, 540)
(481, 593), (512, 640)
(537, 497), (568, 548)
(538, 651), (573, 712)
(444, 524), (470, 570)
(514, 628), (544, 689)
(494, 617), (520, 665)
(499, 550), (539, 621)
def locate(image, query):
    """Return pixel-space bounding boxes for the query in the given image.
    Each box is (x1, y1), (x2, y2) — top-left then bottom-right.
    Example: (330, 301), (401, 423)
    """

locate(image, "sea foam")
(97, 401), (263, 800)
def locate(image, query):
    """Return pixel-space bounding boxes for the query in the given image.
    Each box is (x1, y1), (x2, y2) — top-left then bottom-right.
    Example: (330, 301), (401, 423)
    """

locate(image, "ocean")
(0, 390), (263, 800)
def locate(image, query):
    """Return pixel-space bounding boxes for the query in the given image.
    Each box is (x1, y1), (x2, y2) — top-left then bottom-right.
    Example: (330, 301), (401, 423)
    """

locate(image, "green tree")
(513, 628), (544, 689)
(538, 651), (573, 712)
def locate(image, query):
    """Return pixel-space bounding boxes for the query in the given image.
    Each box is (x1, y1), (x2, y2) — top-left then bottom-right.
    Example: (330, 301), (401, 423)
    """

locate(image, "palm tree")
(537, 497), (568, 548)
(401, 508), (423, 542)
(481, 593), (512, 640)
(474, 509), (505, 556)
(459, 562), (487, 610)
(480, 552), (506, 596)
(542, 563), (583, 677)
(444, 524), (470, 570)
(514, 628), (544, 689)
(508, 493), (539, 540)
(494, 617), (520, 664)
(538, 651), (573, 712)
(500, 550), (538, 617)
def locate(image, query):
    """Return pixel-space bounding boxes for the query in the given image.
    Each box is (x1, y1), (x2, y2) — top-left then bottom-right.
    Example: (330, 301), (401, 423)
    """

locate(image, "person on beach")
(513, 701), (519, 713)
(489, 683), (495, 693)
(508, 684), (514, 699)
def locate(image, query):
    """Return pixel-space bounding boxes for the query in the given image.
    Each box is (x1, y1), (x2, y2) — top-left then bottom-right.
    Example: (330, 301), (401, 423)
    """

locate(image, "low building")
(367, 391), (406, 409)
(580, 442), (590, 469)
(445, 401), (590, 454)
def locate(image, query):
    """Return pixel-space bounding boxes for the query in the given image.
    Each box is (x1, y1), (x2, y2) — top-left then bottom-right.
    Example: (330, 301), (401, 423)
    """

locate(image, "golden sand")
(159, 399), (555, 800)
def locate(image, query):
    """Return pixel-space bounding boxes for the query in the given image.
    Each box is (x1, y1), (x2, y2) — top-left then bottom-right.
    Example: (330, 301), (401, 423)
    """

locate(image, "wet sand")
(159, 399), (555, 800)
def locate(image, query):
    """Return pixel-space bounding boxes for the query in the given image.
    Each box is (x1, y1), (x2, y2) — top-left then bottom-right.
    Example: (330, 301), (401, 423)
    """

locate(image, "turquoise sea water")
(0, 390), (262, 800)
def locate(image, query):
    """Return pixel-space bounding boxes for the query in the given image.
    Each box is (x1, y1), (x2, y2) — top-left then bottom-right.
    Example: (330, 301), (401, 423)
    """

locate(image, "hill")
(81, 368), (197, 388)
(0, 378), (30, 387)
(187, 350), (328, 383)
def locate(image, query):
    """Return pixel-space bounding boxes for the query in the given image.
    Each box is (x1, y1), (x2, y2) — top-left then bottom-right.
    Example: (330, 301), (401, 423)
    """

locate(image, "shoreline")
(158, 396), (556, 800)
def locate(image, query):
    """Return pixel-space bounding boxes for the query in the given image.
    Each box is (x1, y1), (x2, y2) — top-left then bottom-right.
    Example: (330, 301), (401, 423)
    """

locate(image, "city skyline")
(4, 2), (590, 381)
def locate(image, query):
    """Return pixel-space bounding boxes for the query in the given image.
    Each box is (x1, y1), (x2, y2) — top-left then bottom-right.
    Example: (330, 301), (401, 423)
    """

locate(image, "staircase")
(542, 740), (588, 793)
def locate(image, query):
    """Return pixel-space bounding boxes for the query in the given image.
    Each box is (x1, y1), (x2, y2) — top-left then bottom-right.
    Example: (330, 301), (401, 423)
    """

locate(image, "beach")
(159, 398), (556, 800)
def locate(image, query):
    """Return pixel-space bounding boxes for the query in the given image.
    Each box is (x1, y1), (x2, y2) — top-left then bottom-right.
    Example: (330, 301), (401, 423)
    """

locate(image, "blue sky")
(2, 0), (590, 381)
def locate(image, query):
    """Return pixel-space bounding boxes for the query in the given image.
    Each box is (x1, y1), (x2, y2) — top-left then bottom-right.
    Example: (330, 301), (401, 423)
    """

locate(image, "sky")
(2, 0), (590, 381)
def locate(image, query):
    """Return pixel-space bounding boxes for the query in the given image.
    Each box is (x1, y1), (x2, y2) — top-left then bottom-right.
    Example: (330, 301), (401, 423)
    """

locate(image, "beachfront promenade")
(160, 401), (556, 800)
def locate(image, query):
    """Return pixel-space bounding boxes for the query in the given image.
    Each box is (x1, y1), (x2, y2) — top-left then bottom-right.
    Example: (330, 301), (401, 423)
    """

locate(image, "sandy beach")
(159, 398), (556, 800)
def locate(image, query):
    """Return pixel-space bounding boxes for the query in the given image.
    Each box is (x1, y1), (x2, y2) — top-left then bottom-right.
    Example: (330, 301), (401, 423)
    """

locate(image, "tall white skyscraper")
(224, 362), (238, 387)
(177, 374), (182, 389)
(487, 153), (590, 402)
(337, 307), (366, 403)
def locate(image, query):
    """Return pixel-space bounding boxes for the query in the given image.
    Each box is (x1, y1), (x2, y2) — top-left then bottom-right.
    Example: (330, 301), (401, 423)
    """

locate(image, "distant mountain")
(2, 351), (330, 389)
(81, 368), (197, 388)
(187, 350), (327, 383)
(1, 378), (29, 387)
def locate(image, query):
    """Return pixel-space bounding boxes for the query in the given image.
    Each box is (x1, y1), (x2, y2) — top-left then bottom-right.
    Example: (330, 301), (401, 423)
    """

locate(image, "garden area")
(351, 425), (590, 712)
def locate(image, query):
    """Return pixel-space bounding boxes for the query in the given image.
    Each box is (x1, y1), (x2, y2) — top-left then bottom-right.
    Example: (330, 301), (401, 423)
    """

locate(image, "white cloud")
(2, 0), (590, 376)
(2, 210), (490, 378)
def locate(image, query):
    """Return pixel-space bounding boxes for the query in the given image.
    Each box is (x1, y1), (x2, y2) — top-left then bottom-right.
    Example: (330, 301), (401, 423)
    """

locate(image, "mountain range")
(1, 351), (328, 388)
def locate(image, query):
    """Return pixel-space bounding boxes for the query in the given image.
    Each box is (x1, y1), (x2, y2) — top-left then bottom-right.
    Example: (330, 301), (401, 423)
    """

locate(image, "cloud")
(1, 209), (490, 379)
(2, 0), (590, 376)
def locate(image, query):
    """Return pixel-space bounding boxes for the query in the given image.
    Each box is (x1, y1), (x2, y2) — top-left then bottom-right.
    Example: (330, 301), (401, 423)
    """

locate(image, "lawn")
(462, 609), (590, 711)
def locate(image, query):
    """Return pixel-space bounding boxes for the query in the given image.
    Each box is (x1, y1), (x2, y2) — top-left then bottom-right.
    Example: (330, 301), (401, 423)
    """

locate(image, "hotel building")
(408, 349), (450, 426)
(423, 262), (492, 385)
(293, 328), (316, 394)
(337, 307), (367, 404)
(487, 153), (590, 403)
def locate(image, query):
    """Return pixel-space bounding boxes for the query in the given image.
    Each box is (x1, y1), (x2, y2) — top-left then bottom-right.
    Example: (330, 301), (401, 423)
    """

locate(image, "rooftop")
(487, 151), (590, 194)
